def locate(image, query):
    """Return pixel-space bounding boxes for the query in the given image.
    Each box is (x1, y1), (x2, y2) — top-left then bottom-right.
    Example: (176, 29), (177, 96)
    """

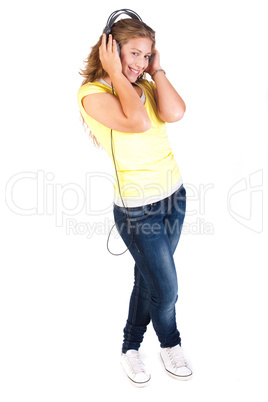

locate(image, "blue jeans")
(113, 184), (186, 353)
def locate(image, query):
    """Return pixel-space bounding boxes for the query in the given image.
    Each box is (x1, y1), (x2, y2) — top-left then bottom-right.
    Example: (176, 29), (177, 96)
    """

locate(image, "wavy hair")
(79, 18), (155, 147)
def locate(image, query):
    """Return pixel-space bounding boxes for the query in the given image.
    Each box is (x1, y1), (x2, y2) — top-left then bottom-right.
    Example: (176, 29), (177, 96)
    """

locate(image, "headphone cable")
(106, 83), (134, 256)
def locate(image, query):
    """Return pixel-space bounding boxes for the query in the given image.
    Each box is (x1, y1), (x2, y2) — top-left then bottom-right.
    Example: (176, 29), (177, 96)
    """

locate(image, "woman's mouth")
(128, 67), (141, 76)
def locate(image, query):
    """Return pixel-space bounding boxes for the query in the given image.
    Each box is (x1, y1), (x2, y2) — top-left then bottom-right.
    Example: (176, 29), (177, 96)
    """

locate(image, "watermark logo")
(5, 170), (115, 227)
(12, 169), (268, 238)
(183, 182), (214, 235)
(5, 170), (215, 237)
(227, 169), (263, 233)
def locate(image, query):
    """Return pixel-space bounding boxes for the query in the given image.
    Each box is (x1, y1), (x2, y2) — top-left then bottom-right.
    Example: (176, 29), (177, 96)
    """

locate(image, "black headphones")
(103, 9), (146, 58)
(103, 9), (143, 36)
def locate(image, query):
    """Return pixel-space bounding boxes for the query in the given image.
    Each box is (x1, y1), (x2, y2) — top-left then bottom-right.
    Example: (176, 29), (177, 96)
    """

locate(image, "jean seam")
(124, 270), (141, 352)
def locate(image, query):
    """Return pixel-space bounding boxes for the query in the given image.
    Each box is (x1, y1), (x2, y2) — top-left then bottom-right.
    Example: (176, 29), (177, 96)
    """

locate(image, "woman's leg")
(113, 185), (186, 351)
(122, 265), (151, 353)
(133, 226), (180, 349)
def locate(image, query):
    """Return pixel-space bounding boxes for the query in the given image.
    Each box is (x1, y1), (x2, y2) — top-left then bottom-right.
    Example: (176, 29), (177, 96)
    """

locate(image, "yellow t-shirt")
(77, 79), (182, 207)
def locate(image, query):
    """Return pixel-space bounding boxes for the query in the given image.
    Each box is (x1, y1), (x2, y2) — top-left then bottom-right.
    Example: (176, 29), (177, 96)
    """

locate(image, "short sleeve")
(77, 82), (113, 120)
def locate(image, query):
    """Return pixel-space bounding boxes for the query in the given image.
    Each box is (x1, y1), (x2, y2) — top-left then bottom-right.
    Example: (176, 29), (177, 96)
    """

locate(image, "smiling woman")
(119, 37), (153, 81)
(77, 9), (191, 387)
(79, 18), (156, 135)
(82, 34), (152, 133)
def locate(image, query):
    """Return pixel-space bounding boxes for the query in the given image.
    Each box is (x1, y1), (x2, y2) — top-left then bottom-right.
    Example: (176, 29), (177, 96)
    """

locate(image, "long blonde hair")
(79, 18), (155, 147)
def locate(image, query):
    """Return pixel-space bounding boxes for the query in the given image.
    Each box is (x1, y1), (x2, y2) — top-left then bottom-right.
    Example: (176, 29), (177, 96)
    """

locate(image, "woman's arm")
(146, 50), (186, 123)
(82, 34), (151, 133)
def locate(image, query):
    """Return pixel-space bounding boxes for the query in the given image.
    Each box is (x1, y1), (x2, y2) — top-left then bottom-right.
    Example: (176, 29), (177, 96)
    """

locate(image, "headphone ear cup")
(104, 29), (120, 56)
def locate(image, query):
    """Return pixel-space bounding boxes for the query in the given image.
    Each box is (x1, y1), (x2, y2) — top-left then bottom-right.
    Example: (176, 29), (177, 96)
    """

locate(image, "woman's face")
(120, 37), (153, 83)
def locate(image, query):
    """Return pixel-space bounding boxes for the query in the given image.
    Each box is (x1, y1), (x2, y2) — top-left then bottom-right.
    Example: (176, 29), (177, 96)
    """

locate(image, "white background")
(1, 0), (268, 400)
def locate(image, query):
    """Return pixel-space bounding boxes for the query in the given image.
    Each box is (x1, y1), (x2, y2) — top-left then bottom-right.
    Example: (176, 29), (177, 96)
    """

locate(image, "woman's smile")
(120, 37), (153, 82)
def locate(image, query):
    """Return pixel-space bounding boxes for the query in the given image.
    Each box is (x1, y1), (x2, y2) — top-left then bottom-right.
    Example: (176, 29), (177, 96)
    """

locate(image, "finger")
(103, 33), (108, 48)
(112, 39), (118, 54)
(99, 34), (106, 56)
(107, 34), (113, 51)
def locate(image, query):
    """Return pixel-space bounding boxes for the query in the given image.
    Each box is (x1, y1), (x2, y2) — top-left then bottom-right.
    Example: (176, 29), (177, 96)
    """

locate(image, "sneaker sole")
(164, 368), (193, 381)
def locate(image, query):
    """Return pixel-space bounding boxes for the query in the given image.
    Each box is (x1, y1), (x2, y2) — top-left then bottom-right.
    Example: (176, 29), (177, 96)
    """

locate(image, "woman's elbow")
(142, 118), (152, 131)
(132, 115), (151, 132)
(174, 109), (186, 122)
(164, 104), (186, 123)
(160, 110), (185, 123)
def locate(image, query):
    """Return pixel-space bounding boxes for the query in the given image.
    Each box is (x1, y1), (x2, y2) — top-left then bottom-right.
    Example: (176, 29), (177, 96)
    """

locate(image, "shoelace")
(167, 347), (187, 369)
(126, 352), (146, 374)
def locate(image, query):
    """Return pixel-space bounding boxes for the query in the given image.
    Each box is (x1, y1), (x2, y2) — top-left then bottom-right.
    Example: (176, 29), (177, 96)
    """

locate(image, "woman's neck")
(101, 75), (112, 86)
(101, 75), (139, 88)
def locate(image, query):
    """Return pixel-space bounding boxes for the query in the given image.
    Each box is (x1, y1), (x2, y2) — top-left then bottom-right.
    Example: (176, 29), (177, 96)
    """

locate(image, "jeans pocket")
(114, 204), (153, 221)
(175, 185), (186, 200)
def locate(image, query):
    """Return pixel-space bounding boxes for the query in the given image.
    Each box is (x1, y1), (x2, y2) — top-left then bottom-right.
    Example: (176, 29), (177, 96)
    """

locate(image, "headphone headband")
(103, 9), (143, 35)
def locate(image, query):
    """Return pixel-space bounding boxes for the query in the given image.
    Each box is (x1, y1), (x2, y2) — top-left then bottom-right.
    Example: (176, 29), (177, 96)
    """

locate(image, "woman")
(78, 13), (192, 386)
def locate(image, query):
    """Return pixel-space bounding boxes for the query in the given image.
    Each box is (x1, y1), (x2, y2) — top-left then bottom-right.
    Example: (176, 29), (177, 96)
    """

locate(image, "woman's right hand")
(99, 33), (122, 78)
(83, 33), (151, 133)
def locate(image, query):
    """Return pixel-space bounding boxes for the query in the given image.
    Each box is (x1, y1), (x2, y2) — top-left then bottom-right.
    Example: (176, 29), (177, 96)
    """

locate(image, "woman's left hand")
(145, 49), (161, 77)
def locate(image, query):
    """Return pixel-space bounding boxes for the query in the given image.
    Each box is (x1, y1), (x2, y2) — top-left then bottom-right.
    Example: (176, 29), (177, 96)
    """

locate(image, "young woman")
(78, 12), (192, 387)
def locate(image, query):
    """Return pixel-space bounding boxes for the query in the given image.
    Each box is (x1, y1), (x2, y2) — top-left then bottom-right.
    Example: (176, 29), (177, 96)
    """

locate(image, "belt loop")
(164, 197), (169, 213)
(166, 195), (171, 213)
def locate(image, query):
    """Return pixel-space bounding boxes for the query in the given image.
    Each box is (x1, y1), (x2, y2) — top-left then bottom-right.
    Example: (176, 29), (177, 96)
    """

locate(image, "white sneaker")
(160, 344), (193, 380)
(121, 350), (151, 387)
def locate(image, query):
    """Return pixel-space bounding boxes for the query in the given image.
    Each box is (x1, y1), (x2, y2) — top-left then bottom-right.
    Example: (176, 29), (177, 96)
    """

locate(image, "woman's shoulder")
(138, 78), (156, 92)
(78, 80), (112, 100)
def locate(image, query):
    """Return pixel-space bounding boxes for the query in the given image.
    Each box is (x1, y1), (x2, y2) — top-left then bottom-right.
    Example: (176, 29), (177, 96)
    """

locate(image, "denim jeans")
(113, 184), (186, 353)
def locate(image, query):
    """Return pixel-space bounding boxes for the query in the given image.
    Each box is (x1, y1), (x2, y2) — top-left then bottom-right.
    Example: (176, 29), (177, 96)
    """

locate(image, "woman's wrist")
(151, 69), (166, 80)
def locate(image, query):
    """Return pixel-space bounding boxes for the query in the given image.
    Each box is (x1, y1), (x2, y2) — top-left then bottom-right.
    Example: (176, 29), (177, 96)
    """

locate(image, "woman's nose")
(135, 56), (146, 69)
